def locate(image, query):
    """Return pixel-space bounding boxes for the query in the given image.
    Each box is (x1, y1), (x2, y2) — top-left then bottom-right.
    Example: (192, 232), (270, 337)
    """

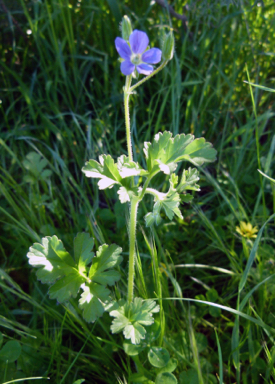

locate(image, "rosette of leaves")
(27, 233), (122, 322)
(109, 297), (160, 344)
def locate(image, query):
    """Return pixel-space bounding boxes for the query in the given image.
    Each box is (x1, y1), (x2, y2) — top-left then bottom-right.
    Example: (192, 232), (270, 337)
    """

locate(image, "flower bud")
(162, 31), (174, 61)
(121, 15), (132, 41)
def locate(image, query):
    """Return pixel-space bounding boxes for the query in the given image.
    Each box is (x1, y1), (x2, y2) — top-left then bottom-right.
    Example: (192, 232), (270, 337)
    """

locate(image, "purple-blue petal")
(129, 30), (149, 54)
(142, 48), (162, 64)
(115, 37), (131, 60)
(136, 63), (154, 75)
(120, 60), (135, 75)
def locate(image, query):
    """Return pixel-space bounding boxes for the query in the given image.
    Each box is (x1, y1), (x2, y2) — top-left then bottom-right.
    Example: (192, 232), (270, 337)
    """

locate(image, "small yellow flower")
(236, 221), (258, 239)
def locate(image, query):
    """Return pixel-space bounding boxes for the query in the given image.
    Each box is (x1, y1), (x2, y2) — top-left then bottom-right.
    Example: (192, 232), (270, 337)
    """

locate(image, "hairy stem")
(130, 61), (168, 93)
(125, 63), (164, 302)
(127, 197), (139, 303)
(124, 74), (133, 161)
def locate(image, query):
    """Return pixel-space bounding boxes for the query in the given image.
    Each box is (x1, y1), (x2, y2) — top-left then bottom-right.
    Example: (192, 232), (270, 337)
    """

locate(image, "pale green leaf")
(27, 234), (122, 316)
(110, 298), (159, 344)
(117, 186), (139, 204)
(117, 155), (148, 178)
(79, 283), (110, 323)
(27, 235), (93, 303)
(88, 244), (122, 286)
(27, 236), (75, 284)
(109, 307), (130, 333)
(82, 155), (122, 190)
(157, 160), (177, 175)
(117, 186), (131, 203)
(144, 131), (216, 174)
(82, 155), (144, 201)
(123, 323), (146, 344)
(177, 168), (200, 192)
(145, 175), (183, 226)
(177, 138), (216, 166)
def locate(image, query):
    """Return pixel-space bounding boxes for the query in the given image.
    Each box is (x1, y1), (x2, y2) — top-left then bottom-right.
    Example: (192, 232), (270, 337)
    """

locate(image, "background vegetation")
(0, 0), (275, 383)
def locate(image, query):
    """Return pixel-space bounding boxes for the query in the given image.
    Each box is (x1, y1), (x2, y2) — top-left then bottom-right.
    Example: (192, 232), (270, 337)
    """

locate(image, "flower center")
(131, 53), (142, 65)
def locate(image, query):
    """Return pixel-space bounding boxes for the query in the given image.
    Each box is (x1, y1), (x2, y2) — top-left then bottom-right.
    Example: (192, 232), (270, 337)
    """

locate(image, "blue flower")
(115, 30), (162, 76)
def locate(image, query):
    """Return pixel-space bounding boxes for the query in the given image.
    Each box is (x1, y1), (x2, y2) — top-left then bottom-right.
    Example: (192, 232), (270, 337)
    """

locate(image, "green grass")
(1, 0), (275, 383)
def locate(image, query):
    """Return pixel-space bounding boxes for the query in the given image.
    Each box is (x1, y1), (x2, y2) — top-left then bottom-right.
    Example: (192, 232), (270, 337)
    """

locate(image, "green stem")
(124, 74), (133, 161)
(143, 187), (164, 200)
(130, 61), (168, 93)
(127, 172), (161, 303)
(127, 197), (139, 303)
(139, 170), (160, 201)
(125, 61), (167, 303)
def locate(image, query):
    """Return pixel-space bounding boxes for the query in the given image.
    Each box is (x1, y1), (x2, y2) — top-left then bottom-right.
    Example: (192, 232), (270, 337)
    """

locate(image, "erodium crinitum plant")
(27, 16), (217, 383)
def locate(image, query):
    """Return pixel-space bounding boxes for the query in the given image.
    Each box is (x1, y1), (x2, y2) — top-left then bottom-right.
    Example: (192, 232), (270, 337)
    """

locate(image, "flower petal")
(136, 63), (154, 75)
(120, 60), (135, 75)
(129, 30), (149, 54)
(142, 48), (162, 64)
(115, 37), (131, 60)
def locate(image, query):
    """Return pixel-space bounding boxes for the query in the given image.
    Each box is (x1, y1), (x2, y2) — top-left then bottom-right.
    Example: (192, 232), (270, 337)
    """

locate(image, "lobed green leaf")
(82, 155), (143, 203)
(27, 233), (123, 322)
(82, 155), (122, 189)
(79, 282), (110, 323)
(88, 244), (122, 286)
(177, 168), (200, 192)
(117, 155), (148, 178)
(145, 175), (183, 226)
(144, 131), (216, 175)
(110, 298), (160, 344)
(27, 236), (75, 285)
(74, 232), (94, 273)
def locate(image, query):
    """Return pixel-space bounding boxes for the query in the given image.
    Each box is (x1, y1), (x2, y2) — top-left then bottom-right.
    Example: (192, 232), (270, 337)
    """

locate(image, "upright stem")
(124, 65), (164, 303)
(127, 197), (139, 303)
(124, 74), (137, 303)
(124, 75), (133, 162)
